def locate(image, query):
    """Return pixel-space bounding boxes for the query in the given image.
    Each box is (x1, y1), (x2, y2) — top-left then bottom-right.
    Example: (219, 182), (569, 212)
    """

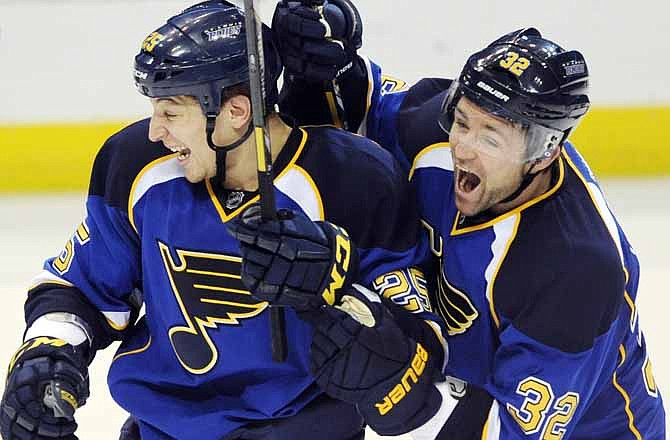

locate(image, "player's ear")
(528, 145), (561, 174)
(225, 94), (252, 130)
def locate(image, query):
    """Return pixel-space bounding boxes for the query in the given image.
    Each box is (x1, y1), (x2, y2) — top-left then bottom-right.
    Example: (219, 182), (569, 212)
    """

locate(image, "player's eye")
(482, 135), (499, 148)
(454, 120), (468, 131)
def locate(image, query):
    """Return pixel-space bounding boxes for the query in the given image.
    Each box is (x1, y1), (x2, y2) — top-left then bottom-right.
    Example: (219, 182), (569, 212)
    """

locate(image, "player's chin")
(455, 196), (481, 217)
(454, 184), (485, 216)
(184, 169), (206, 184)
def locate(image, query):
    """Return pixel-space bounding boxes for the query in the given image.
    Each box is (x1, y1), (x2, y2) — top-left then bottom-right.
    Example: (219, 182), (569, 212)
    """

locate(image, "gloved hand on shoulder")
(272, 0), (363, 81)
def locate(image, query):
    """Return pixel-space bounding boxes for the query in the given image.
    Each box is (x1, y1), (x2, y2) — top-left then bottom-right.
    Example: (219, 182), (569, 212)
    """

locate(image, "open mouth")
(166, 145), (192, 161)
(456, 166), (481, 193)
(177, 148), (191, 161)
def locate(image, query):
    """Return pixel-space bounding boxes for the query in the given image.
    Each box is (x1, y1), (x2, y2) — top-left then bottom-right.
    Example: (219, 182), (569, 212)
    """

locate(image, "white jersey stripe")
(275, 166), (324, 221)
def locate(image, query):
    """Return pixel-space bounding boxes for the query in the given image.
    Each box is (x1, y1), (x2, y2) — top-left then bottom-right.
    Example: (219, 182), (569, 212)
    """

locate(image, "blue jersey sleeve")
(478, 251), (626, 439)
(25, 120), (165, 350)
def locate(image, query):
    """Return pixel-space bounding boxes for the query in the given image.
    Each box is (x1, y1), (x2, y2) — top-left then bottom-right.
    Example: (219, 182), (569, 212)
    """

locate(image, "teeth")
(166, 145), (186, 153)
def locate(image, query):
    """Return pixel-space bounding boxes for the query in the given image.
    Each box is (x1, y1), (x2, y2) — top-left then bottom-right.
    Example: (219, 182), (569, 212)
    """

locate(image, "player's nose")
(452, 136), (478, 161)
(148, 117), (167, 143)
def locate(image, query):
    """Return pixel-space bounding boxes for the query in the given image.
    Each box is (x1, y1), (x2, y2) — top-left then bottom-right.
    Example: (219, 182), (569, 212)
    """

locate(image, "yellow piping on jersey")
(621, 269), (638, 334)
(194, 284), (251, 295)
(380, 75), (408, 94)
(28, 278), (74, 292)
(105, 317), (129, 331)
(128, 153), (180, 234)
(206, 180), (261, 223)
(113, 336), (152, 362)
(481, 418), (490, 440)
(562, 150), (625, 263)
(424, 320), (448, 367)
(624, 291), (636, 330)
(408, 142), (451, 181)
(186, 269), (241, 279)
(563, 151), (637, 331)
(451, 157), (565, 236)
(207, 128), (309, 223)
(487, 214), (521, 328)
(612, 345), (643, 440)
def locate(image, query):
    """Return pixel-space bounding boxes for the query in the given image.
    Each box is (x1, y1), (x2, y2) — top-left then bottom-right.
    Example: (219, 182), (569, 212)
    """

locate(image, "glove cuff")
(358, 342), (443, 436)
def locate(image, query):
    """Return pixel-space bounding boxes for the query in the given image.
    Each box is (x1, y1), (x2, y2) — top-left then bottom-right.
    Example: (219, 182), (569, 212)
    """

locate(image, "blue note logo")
(158, 241), (267, 374)
(435, 264), (478, 336)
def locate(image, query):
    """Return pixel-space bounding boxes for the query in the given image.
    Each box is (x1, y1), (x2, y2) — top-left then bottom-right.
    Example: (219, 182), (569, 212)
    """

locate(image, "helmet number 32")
(499, 52), (530, 77)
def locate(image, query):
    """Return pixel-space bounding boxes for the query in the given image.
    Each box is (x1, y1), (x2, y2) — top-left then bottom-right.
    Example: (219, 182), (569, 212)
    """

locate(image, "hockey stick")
(243, 0), (288, 362)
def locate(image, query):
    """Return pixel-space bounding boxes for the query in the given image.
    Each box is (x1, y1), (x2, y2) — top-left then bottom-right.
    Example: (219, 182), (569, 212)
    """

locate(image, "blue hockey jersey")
(280, 58), (666, 439)
(24, 119), (440, 439)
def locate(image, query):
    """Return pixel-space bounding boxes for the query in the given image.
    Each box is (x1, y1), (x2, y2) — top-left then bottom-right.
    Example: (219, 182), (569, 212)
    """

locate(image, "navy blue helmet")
(439, 28), (590, 161)
(134, 0), (282, 118)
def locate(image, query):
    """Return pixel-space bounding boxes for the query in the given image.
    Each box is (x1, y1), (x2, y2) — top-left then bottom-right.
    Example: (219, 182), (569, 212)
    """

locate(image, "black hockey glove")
(227, 204), (359, 309)
(272, 0), (363, 81)
(300, 286), (443, 436)
(1, 338), (89, 440)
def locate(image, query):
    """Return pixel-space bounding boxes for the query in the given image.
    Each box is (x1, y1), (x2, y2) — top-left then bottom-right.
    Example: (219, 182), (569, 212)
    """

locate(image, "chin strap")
(206, 113), (255, 186)
(497, 169), (541, 204)
(498, 146), (559, 205)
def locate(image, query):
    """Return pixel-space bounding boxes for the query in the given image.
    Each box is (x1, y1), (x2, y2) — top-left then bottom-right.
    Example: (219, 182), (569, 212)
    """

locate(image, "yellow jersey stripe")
(612, 345), (643, 440)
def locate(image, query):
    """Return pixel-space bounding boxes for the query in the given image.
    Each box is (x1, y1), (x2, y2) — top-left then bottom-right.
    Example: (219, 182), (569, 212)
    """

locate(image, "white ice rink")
(1, 181), (669, 439)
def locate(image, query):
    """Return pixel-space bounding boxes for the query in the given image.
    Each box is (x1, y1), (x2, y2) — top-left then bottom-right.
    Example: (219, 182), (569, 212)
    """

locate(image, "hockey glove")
(227, 204), (359, 309)
(1, 338), (89, 440)
(301, 285), (443, 436)
(272, 0), (363, 81)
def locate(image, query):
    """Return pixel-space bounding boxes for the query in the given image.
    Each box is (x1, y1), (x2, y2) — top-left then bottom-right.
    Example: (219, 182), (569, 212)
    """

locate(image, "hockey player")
(0, 2), (447, 439)
(262, 1), (668, 438)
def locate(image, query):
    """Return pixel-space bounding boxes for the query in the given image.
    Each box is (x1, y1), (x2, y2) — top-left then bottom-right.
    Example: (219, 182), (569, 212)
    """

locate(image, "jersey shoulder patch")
(89, 118), (171, 212)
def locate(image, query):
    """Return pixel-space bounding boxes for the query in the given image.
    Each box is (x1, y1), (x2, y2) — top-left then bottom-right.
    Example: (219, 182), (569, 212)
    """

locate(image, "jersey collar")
(450, 156), (565, 236)
(206, 127), (308, 222)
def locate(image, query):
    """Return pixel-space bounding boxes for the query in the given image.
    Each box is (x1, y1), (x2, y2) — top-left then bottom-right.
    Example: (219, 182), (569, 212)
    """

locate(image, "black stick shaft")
(243, 0), (288, 362)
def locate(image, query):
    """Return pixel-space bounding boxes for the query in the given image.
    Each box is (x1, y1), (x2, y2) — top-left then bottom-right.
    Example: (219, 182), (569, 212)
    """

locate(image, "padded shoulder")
(396, 78), (453, 162)
(297, 126), (419, 252)
(496, 194), (625, 353)
(88, 118), (170, 212)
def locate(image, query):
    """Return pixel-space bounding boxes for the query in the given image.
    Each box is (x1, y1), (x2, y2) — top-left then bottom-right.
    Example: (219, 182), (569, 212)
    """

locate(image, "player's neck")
(222, 114), (292, 191)
(490, 165), (554, 215)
